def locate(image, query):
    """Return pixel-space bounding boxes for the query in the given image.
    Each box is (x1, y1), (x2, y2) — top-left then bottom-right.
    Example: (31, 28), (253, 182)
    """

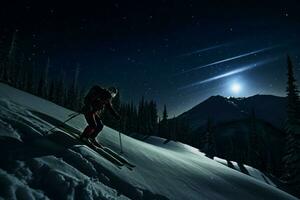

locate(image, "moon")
(231, 83), (241, 93)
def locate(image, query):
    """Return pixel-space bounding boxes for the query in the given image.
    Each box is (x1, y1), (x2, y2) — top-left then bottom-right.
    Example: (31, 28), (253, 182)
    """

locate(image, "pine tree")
(228, 137), (235, 160)
(149, 100), (158, 134)
(1, 62), (9, 82)
(174, 117), (179, 141)
(248, 109), (263, 169)
(78, 86), (86, 111)
(137, 97), (145, 133)
(204, 117), (216, 159)
(169, 115), (177, 141)
(160, 104), (169, 139)
(55, 70), (66, 106)
(126, 101), (134, 133)
(48, 80), (55, 102)
(182, 118), (191, 143)
(15, 53), (26, 89)
(44, 57), (50, 97)
(0, 62), (3, 81)
(7, 29), (18, 84)
(163, 104), (168, 120)
(144, 100), (150, 135)
(25, 62), (34, 93)
(67, 65), (80, 110)
(157, 117), (161, 136)
(125, 101), (138, 134)
(131, 102), (138, 133)
(37, 58), (50, 98)
(174, 118), (184, 142)
(282, 55), (300, 193)
(37, 74), (44, 97)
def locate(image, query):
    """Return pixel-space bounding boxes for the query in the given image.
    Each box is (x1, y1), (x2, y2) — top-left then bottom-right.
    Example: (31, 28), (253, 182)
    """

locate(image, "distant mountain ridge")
(178, 94), (287, 130)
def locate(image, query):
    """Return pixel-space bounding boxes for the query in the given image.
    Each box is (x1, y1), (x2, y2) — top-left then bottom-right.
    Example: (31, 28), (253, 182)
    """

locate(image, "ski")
(76, 144), (123, 169)
(60, 130), (125, 168)
(80, 137), (134, 170)
(78, 137), (127, 169)
(55, 126), (135, 170)
(94, 145), (134, 170)
(102, 147), (136, 168)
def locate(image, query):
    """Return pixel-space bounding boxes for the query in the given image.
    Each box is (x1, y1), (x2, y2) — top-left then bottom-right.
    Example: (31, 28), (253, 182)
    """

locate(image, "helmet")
(107, 87), (118, 98)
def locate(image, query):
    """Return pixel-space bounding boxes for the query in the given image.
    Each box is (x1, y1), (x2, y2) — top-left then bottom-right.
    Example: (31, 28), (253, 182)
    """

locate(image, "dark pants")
(81, 111), (104, 139)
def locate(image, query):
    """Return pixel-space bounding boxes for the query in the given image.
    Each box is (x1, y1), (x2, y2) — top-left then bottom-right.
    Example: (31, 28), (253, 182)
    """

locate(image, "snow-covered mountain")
(178, 95), (286, 130)
(0, 83), (297, 200)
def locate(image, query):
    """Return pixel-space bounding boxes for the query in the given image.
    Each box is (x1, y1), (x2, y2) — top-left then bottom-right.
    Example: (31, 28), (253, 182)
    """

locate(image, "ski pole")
(119, 131), (123, 154)
(119, 119), (124, 154)
(45, 112), (81, 134)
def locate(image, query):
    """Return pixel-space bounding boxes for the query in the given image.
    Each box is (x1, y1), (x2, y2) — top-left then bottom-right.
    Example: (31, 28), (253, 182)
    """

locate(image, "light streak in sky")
(179, 43), (230, 57)
(176, 45), (279, 75)
(178, 57), (278, 90)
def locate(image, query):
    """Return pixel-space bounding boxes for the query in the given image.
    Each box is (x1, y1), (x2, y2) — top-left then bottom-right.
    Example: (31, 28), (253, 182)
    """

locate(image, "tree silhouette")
(248, 109), (263, 169)
(281, 55), (300, 194)
(204, 117), (216, 159)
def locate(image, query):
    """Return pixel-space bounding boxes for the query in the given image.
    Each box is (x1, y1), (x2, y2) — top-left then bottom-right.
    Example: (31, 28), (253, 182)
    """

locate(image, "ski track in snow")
(0, 83), (298, 200)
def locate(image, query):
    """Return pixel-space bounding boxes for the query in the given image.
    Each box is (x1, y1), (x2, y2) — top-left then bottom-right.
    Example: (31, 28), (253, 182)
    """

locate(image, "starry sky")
(1, 1), (300, 116)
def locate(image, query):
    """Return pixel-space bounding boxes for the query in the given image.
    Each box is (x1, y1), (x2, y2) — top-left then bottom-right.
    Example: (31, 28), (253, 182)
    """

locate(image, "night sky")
(1, 1), (300, 116)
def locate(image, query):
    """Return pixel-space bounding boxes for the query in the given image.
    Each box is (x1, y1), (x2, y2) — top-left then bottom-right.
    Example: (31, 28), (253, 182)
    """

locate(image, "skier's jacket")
(83, 85), (119, 119)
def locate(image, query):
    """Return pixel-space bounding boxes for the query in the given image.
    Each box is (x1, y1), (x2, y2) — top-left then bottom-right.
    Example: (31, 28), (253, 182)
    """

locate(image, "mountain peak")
(178, 94), (286, 130)
(206, 95), (224, 100)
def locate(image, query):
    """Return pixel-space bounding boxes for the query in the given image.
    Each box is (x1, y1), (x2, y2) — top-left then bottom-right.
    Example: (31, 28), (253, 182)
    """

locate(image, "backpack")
(84, 85), (112, 107)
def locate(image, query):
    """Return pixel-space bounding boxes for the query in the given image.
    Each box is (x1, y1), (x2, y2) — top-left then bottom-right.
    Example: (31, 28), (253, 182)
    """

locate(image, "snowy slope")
(0, 83), (298, 200)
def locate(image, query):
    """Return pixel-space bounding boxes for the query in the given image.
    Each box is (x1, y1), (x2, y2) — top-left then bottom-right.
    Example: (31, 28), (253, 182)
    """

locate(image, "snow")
(0, 83), (298, 200)
(213, 157), (278, 187)
(0, 168), (49, 200)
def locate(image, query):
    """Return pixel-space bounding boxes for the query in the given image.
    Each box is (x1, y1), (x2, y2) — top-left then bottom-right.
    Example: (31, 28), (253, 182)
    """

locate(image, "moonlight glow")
(231, 83), (241, 93)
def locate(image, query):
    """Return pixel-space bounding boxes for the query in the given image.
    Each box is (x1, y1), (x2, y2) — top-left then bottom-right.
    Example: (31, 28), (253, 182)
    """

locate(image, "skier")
(80, 85), (120, 147)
